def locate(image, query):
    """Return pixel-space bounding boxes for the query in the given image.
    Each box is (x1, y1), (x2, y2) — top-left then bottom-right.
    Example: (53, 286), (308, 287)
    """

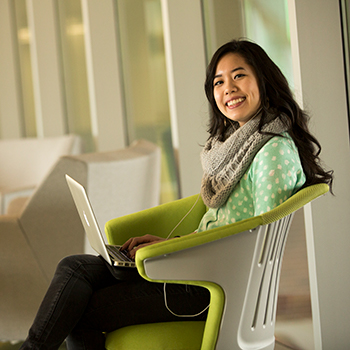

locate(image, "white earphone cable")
(163, 283), (210, 318)
(163, 192), (210, 317)
(165, 193), (201, 240)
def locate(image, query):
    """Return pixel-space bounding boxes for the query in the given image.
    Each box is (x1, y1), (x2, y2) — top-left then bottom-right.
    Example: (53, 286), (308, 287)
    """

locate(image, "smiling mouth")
(227, 97), (245, 107)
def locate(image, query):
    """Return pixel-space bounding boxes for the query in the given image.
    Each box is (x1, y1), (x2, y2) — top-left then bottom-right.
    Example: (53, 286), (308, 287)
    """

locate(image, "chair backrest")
(214, 184), (329, 349)
(237, 214), (294, 349)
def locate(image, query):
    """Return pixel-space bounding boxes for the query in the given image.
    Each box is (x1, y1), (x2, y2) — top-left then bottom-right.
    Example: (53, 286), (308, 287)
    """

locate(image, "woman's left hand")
(120, 234), (165, 259)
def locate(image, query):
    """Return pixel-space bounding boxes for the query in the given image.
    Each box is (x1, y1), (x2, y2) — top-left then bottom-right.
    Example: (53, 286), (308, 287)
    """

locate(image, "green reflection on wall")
(243, 0), (293, 88)
(202, 0), (293, 88)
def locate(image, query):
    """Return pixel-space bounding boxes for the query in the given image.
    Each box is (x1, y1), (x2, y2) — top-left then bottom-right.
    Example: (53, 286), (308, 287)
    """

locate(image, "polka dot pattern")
(197, 133), (306, 232)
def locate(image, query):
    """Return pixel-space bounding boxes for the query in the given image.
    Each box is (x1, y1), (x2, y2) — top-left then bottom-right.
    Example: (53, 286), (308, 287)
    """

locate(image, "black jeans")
(20, 255), (209, 350)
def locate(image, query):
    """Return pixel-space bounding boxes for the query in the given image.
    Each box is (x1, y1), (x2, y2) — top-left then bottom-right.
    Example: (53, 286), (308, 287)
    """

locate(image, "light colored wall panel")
(26, 0), (66, 136)
(81, 0), (126, 151)
(0, 0), (23, 138)
(161, 0), (208, 198)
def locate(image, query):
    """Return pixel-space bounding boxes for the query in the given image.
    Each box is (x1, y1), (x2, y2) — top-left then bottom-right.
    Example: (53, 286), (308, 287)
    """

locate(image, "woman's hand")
(120, 234), (165, 259)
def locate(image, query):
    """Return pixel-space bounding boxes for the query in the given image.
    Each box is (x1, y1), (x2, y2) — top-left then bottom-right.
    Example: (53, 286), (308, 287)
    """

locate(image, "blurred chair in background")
(0, 139), (161, 342)
(0, 134), (82, 215)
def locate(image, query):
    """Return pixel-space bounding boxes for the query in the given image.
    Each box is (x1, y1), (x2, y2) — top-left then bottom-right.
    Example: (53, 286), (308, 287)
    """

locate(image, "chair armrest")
(105, 194), (207, 245)
(6, 197), (30, 216)
(0, 186), (35, 215)
(135, 215), (262, 281)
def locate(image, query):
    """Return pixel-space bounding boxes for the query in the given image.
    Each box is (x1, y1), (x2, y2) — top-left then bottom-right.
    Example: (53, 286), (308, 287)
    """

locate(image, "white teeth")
(227, 98), (245, 106)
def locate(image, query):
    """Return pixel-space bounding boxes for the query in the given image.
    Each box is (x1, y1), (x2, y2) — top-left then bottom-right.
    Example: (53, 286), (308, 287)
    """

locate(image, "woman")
(20, 39), (333, 350)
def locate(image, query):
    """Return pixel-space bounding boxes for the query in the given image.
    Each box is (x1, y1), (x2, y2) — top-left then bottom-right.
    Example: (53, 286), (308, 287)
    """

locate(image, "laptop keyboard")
(107, 245), (134, 262)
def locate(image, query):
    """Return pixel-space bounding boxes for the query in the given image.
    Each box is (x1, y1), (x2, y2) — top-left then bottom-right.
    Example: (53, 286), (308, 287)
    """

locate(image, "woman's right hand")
(120, 234), (165, 259)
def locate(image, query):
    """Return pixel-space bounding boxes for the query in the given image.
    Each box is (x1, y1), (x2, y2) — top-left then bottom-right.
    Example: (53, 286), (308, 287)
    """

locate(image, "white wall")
(289, 0), (350, 348)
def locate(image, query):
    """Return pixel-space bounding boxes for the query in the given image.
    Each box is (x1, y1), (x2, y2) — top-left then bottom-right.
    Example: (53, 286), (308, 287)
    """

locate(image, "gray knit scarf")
(200, 111), (288, 208)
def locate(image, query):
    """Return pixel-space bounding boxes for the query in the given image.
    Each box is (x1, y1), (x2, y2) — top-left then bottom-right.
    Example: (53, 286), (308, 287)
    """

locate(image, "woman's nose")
(224, 80), (237, 94)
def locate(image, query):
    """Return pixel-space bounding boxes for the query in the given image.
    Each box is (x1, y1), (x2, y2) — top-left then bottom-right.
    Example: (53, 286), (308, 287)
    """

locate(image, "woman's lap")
(21, 254), (209, 350)
(68, 255), (210, 349)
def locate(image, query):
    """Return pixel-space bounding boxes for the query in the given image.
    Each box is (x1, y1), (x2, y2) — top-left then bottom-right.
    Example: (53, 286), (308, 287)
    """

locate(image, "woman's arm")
(250, 135), (306, 215)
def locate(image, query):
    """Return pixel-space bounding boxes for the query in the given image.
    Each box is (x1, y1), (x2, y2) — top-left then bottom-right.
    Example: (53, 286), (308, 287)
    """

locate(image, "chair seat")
(105, 321), (205, 350)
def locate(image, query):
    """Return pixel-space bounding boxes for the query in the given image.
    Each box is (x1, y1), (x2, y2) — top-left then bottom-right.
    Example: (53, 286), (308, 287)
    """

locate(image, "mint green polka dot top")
(197, 132), (306, 232)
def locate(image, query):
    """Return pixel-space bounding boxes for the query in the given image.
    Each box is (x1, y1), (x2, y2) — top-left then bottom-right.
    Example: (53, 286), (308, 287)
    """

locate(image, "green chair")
(104, 183), (328, 350)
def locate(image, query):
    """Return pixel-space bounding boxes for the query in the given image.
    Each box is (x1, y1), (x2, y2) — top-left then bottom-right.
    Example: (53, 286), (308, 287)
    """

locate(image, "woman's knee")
(55, 254), (114, 288)
(55, 254), (102, 276)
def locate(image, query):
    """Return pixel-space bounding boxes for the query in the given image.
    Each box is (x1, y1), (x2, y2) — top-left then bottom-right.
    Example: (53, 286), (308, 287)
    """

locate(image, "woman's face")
(213, 53), (261, 127)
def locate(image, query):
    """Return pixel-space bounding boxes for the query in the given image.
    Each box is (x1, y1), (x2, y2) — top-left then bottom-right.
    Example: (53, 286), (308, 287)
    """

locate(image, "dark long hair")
(205, 39), (333, 192)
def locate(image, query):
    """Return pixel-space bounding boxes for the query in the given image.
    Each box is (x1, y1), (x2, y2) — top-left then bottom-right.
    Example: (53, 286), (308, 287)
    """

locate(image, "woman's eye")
(234, 73), (245, 79)
(214, 80), (223, 87)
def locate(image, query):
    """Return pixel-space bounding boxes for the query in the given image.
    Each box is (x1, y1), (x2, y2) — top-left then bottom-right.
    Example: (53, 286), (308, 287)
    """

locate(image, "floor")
(0, 340), (306, 350)
(0, 341), (66, 350)
(0, 342), (298, 350)
(275, 318), (314, 350)
(0, 318), (314, 350)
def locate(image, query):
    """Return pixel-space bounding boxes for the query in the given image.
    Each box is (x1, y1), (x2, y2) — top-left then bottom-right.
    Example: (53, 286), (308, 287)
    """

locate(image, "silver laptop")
(65, 174), (136, 268)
